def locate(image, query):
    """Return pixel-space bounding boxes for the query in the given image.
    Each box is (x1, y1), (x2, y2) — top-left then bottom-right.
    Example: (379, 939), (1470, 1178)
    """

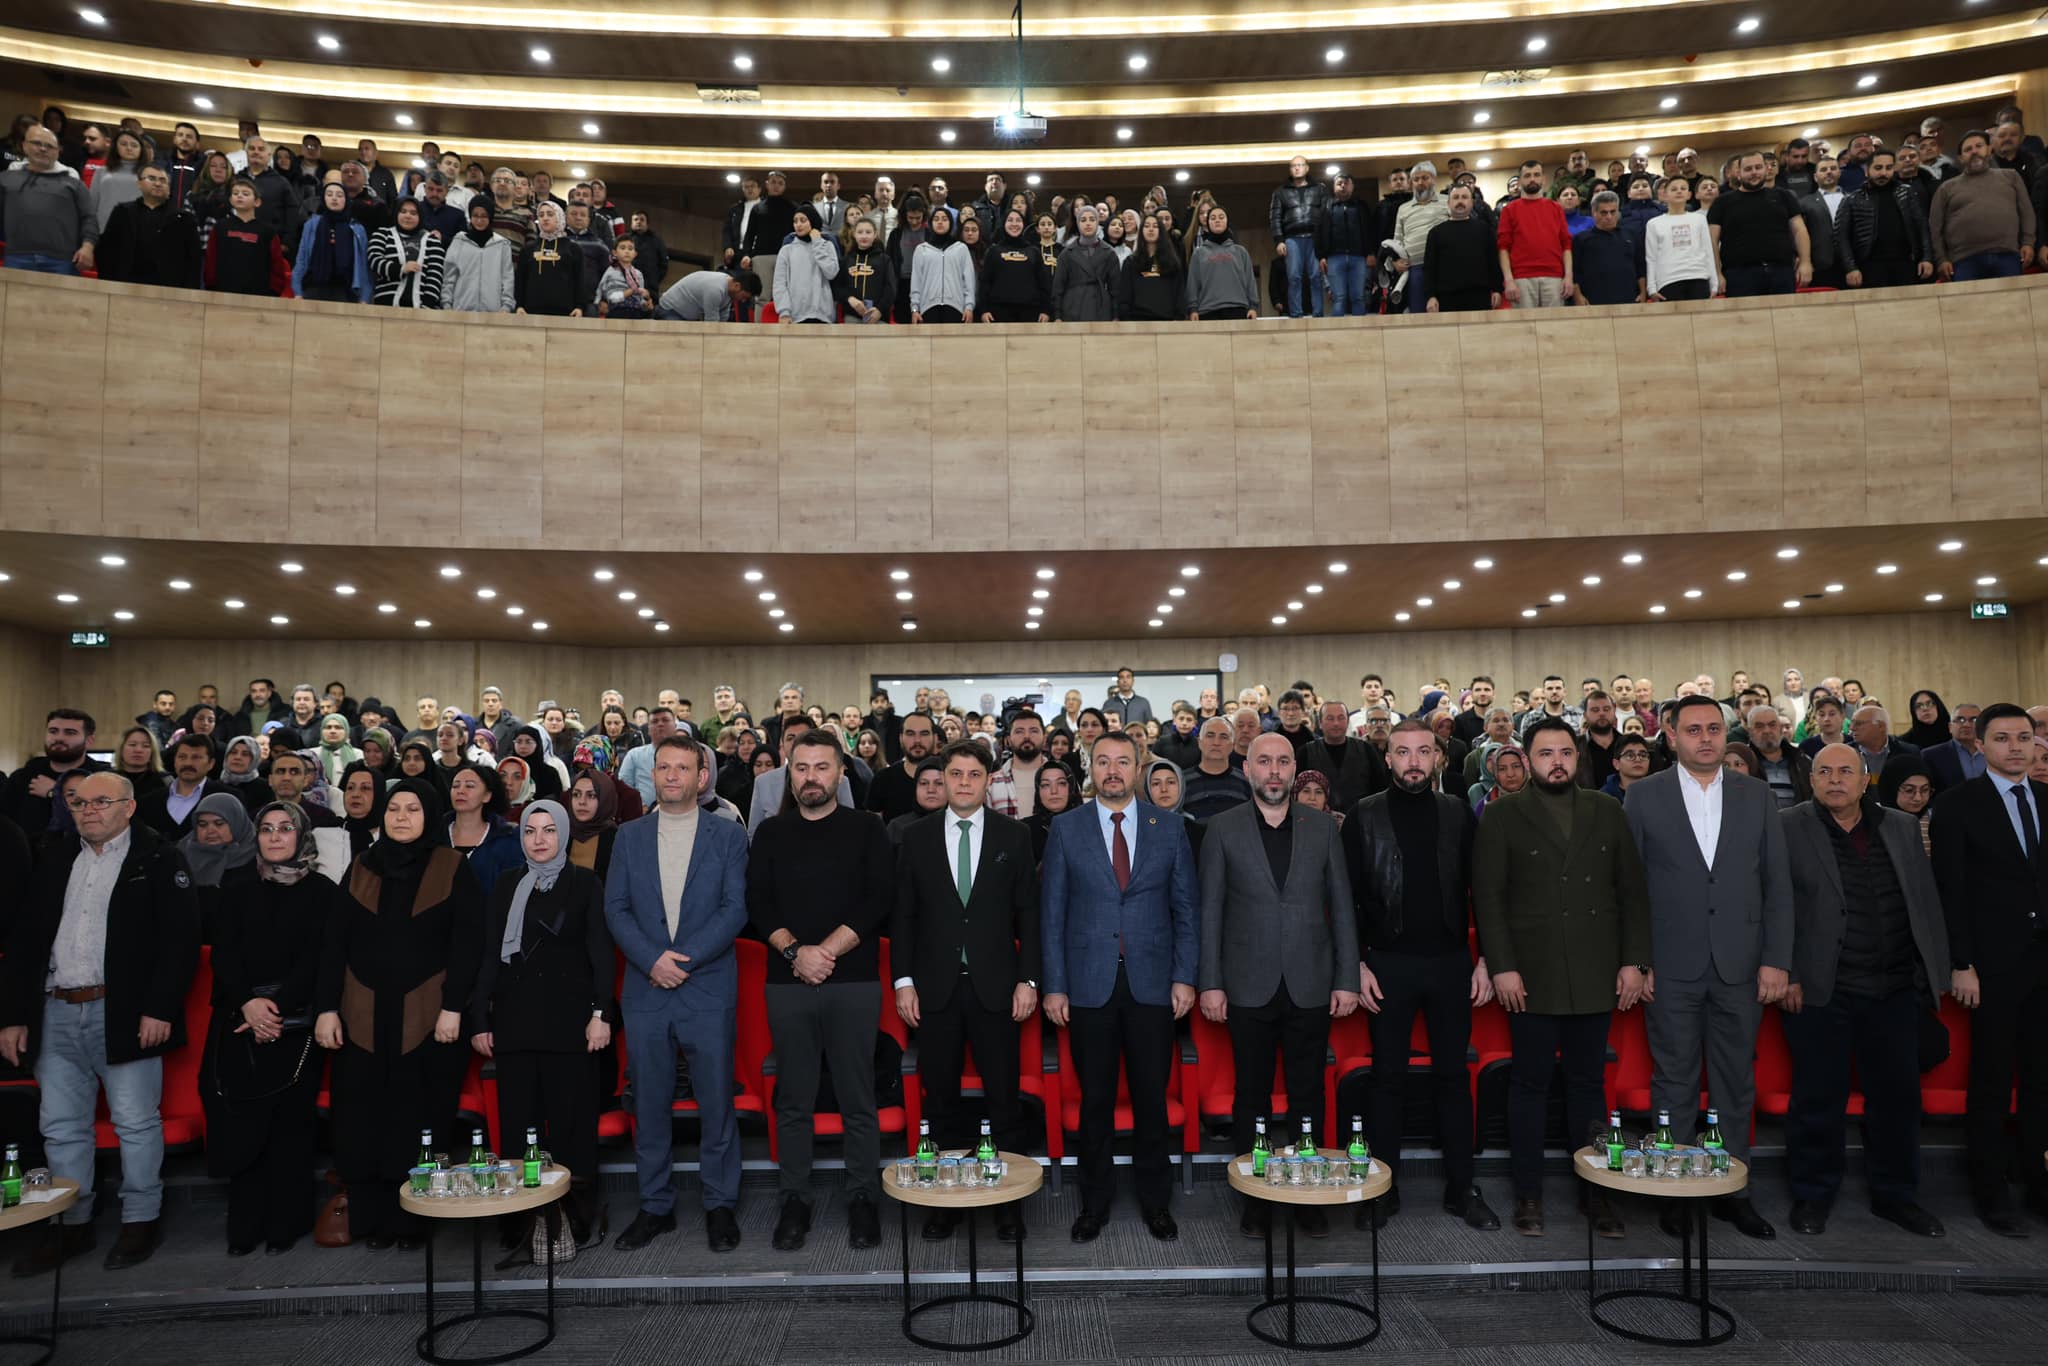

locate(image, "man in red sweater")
(1497, 159), (1576, 308)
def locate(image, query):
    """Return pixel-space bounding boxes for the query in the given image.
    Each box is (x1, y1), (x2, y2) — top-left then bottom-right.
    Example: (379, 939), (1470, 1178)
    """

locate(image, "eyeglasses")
(257, 823), (297, 836)
(65, 797), (125, 812)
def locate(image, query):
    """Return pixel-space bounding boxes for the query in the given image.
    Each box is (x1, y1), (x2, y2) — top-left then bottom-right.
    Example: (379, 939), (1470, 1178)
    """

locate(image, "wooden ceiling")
(3, 522), (2043, 648)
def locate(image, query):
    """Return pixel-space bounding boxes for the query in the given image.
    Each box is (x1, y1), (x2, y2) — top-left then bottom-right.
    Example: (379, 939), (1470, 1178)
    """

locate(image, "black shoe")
(1141, 1207), (1178, 1241)
(922, 1208), (959, 1242)
(994, 1206), (1024, 1243)
(705, 1207), (740, 1253)
(1713, 1195), (1775, 1240)
(1242, 1200), (1271, 1239)
(227, 1241), (258, 1258)
(1358, 1186), (1399, 1231)
(1659, 1203), (1691, 1239)
(1788, 1200), (1829, 1236)
(1579, 1191), (1625, 1240)
(847, 1194), (881, 1250)
(12, 1224), (95, 1278)
(1513, 1198), (1544, 1237)
(498, 1214), (526, 1251)
(2026, 1189), (2048, 1221)
(103, 1219), (161, 1271)
(1977, 1203), (2029, 1238)
(264, 1240), (295, 1256)
(1070, 1211), (1104, 1243)
(614, 1209), (677, 1252)
(1871, 1200), (1944, 1238)
(1296, 1206), (1329, 1239)
(362, 1233), (397, 1251)
(772, 1194), (812, 1252)
(395, 1233), (426, 1253)
(1448, 1185), (1500, 1231)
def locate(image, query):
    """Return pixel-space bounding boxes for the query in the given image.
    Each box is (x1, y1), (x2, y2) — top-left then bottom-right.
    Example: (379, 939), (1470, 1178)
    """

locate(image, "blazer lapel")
(1804, 809), (1843, 901)
(1666, 774), (1713, 876)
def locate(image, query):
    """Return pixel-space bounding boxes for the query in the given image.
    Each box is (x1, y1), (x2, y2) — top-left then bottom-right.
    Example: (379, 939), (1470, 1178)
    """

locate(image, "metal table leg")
(1243, 1197), (1381, 1353)
(1586, 1199), (1737, 1348)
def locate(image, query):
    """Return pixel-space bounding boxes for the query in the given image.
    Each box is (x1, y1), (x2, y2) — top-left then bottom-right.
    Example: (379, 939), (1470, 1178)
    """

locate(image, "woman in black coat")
(467, 800), (615, 1256)
(201, 801), (334, 1255)
(315, 778), (485, 1248)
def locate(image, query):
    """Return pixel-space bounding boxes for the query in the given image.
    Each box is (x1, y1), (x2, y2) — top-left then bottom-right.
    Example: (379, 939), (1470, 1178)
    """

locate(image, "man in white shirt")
(1645, 174), (1721, 301)
(1795, 157), (1850, 288)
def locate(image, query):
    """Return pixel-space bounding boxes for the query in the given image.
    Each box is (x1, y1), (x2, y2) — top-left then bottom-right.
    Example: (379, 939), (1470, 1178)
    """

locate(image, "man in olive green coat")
(1473, 714), (1651, 1238)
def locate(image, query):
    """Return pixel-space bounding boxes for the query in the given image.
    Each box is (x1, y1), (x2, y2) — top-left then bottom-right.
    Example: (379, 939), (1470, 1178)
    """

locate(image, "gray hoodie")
(772, 232), (840, 322)
(1182, 232), (1258, 316)
(441, 230), (515, 312)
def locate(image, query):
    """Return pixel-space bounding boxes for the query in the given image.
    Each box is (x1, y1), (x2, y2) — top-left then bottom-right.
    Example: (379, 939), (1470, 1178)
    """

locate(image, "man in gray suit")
(1198, 733), (1360, 1239)
(1626, 694), (1792, 1241)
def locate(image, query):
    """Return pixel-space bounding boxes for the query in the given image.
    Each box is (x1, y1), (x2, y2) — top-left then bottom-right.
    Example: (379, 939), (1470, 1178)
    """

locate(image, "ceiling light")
(1476, 158), (1492, 169)
(1026, 174), (1041, 186)
(1527, 35), (1551, 52)
(1413, 597), (1431, 608)
(1875, 563), (1898, 574)
(224, 598), (243, 609)
(742, 569), (763, 582)
(279, 561), (303, 573)
(777, 622), (794, 633)
(889, 568), (910, 581)
(618, 590), (639, 602)
(530, 46), (552, 62)
(895, 590), (914, 601)
(582, 122), (601, 136)
(595, 569), (616, 581)
(725, 172), (741, 185)
(1394, 611), (1411, 622)
(1660, 96), (1679, 110)
(168, 579), (190, 590)
(505, 606), (524, 616)
(1127, 54), (1149, 71)
(1305, 583), (1323, 594)
(1549, 592), (1567, 603)
(2039, 556), (2048, 567)
(1294, 121), (1312, 134)
(475, 587), (496, 600)
(940, 129), (957, 143)
(1977, 575), (1999, 586)
(1939, 539), (1963, 551)
(317, 34), (340, 51)
(756, 591), (774, 602)
(1649, 604), (1667, 614)
(734, 54), (753, 70)
(532, 620), (549, 631)
(334, 584), (356, 596)
(1782, 600), (1801, 609)
(56, 592), (79, 603)
(931, 56), (951, 72)
(638, 606), (656, 618)
(1028, 607), (1045, 617)
(1737, 17), (1761, 34)
(1582, 575), (1601, 587)
(1025, 621), (1041, 631)
(113, 609), (134, 621)
(1802, 127), (1821, 139)
(1324, 46), (1345, 63)
(1635, 144), (1653, 158)
(1726, 570), (1747, 581)
(763, 127), (781, 142)
(439, 565), (461, 578)
(1824, 584), (1844, 593)
(1521, 608), (1539, 618)
(1443, 580), (1461, 591)
(269, 614), (289, 625)
(394, 114), (414, 127)
(1924, 592), (1944, 603)
(1174, 170), (1190, 182)
(192, 96), (213, 110)
(1472, 111), (1491, 125)
(1036, 567), (1056, 580)
(1180, 565), (1200, 577)
(79, 9), (106, 24)
(1148, 618), (1164, 628)
(99, 554), (125, 566)
(414, 618), (432, 628)
(1034, 588), (1052, 599)
(1117, 127), (1134, 141)
(1288, 600), (1305, 611)
(1621, 552), (1643, 565)
(1684, 588), (1703, 599)
(572, 167), (589, 179)
(1270, 615), (1287, 626)
(902, 621), (918, 631)
(654, 622), (670, 632)
(1473, 557), (1493, 570)
(1857, 74), (1878, 89)
(1329, 561), (1348, 574)
(1325, 164), (1341, 177)
(1155, 605), (1173, 614)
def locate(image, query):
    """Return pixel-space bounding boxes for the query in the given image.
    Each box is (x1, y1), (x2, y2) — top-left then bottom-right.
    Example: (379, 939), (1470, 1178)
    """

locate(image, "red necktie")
(1111, 810), (1131, 891)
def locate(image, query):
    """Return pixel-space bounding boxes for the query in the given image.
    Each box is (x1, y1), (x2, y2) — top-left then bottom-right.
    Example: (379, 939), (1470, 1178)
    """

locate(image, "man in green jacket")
(1473, 715), (1651, 1238)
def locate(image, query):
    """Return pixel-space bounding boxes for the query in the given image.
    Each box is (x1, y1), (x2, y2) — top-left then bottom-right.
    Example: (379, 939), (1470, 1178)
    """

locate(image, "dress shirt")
(656, 804), (700, 939)
(2000, 775), (2040, 858)
(896, 805), (985, 987)
(1096, 797), (1138, 866)
(49, 827), (130, 989)
(1677, 765), (1725, 868)
(1953, 746), (1988, 782)
(164, 781), (205, 827)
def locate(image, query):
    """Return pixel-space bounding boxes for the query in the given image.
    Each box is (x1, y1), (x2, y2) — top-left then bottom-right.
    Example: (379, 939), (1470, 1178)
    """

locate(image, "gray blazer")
(1624, 767), (1793, 985)
(1780, 801), (1949, 1009)
(1196, 801), (1358, 1009)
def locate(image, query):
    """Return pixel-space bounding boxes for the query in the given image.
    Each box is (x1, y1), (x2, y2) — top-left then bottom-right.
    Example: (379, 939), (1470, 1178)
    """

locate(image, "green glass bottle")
(522, 1126), (543, 1188)
(417, 1128), (435, 1169)
(1701, 1108), (1730, 1173)
(467, 1128), (488, 1171)
(1251, 1116), (1270, 1176)
(1653, 1109), (1676, 1151)
(0, 1144), (21, 1208)
(975, 1119), (997, 1166)
(1604, 1110), (1627, 1170)
(1347, 1115), (1369, 1166)
(1297, 1115), (1317, 1161)
(915, 1119), (938, 1184)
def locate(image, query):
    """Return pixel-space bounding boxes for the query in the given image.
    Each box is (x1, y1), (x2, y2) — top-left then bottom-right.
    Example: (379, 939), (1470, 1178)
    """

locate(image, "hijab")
(513, 725), (563, 797)
(501, 799), (570, 963)
(1475, 740), (1527, 803)
(306, 187), (358, 286)
(496, 754), (535, 805)
(397, 740), (449, 799)
(696, 747), (725, 813)
(361, 777), (449, 879)
(1902, 690), (1951, 751)
(924, 206), (957, 251)
(179, 792), (258, 886)
(569, 769), (619, 843)
(255, 799), (318, 885)
(572, 733), (617, 776)
(360, 725), (396, 774)
(1143, 757), (1184, 812)
(220, 735), (264, 785)
(317, 714), (363, 785)
(1876, 753), (1935, 811)
(1291, 768), (1333, 809)
(339, 759), (389, 856)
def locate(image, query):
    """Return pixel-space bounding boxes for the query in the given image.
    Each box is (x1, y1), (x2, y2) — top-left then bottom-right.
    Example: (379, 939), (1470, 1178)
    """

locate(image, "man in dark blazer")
(1199, 733), (1361, 1239)
(1347, 720), (1498, 1233)
(134, 733), (233, 838)
(1928, 703), (2048, 1236)
(1780, 744), (1949, 1238)
(891, 741), (1041, 1243)
(1920, 702), (1986, 792)
(1041, 731), (1198, 1244)
(602, 738), (751, 1255)
(1300, 699), (1390, 812)
(0, 773), (198, 1276)
(1474, 715), (1650, 1239)
(1627, 694), (1793, 1241)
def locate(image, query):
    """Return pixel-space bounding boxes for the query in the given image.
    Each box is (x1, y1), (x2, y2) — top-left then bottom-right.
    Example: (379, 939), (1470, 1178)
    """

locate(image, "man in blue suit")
(603, 736), (751, 1253)
(1042, 730), (1199, 1243)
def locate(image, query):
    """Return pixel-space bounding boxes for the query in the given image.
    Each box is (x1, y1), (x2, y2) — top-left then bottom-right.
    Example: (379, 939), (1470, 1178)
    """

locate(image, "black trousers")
(1227, 986), (1330, 1160)
(1506, 1010), (1611, 1200)
(494, 1049), (600, 1181)
(333, 1040), (467, 1239)
(1434, 289), (1494, 313)
(1781, 986), (1922, 1206)
(1856, 258), (1920, 289)
(1198, 305), (1251, 321)
(1658, 277), (1713, 301)
(1368, 950), (1475, 1196)
(921, 305), (964, 323)
(1068, 963), (1175, 1215)
(982, 302), (1040, 323)
(919, 970), (1032, 1154)
(224, 1068), (320, 1248)
(1965, 949), (2048, 1207)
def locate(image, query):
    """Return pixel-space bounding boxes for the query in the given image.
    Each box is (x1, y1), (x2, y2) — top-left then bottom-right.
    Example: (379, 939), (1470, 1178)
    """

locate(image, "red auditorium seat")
(1053, 1019), (1198, 1186)
(1754, 1006), (1792, 1117)
(1186, 1010), (1290, 1137)
(1608, 1005), (1653, 1113)
(1921, 996), (1976, 1117)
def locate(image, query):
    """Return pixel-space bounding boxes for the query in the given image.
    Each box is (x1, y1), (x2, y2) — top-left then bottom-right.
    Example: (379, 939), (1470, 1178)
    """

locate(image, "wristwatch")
(782, 943), (801, 964)
(1021, 979), (1038, 991)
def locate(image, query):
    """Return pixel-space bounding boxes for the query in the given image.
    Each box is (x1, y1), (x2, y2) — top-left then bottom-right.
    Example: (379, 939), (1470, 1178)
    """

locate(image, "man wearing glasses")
(0, 772), (200, 1276)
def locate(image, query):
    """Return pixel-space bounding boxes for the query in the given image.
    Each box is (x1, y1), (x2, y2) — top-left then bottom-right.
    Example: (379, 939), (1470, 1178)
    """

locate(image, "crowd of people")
(1, 101), (2041, 321)
(0, 658), (2043, 1280)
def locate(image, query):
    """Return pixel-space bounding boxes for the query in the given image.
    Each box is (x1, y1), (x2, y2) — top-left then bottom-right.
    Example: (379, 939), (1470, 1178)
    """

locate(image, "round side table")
(1574, 1146), (1749, 1347)
(1226, 1154), (1391, 1352)
(0, 1179), (81, 1366)
(399, 1166), (570, 1365)
(882, 1152), (1043, 1352)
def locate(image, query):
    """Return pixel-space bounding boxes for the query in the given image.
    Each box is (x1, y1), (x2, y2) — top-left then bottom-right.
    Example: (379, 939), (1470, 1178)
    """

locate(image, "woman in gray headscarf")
(181, 792), (259, 942)
(466, 800), (617, 1259)
(217, 736), (275, 815)
(1143, 756), (1206, 859)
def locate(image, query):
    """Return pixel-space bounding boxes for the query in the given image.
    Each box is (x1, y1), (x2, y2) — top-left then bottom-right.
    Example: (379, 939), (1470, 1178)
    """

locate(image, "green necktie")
(956, 819), (974, 965)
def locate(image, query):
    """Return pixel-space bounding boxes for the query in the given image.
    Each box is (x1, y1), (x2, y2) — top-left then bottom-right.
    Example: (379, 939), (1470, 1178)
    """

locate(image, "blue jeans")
(4, 253), (78, 275)
(1723, 262), (1795, 297)
(1326, 253), (1368, 315)
(36, 997), (164, 1225)
(1403, 263), (1426, 313)
(1283, 233), (1323, 316)
(1950, 251), (2023, 282)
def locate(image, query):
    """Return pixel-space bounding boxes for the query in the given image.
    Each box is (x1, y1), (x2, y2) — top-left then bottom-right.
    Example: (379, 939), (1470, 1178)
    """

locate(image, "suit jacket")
(1625, 767), (1793, 985)
(1, 823), (200, 1064)
(1920, 740), (1980, 793)
(1196, 802), (1357, 1008)
(1928, 773), (2048, 981)
(1780, 801), (1948, 1009)
(603, 809), (750, 1012)
(1039, 800), (1198, 1009)
(135, 778), (237, 839)
(890, 809), (1042, 1013)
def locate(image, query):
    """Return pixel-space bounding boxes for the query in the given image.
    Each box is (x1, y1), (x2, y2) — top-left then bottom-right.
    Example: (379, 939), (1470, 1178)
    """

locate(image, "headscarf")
(496, 754), (535, 805)
(696, 747), (725, 812)
(572, 733), (617, 775)
(254, 799), (318, 885)
(1143, 757), (1184, 812)
(219, 735), (264, 786)
(1474, 740), (1528, 805)
(317, 714), (363, 786)
(359, 725), (396, 775)
(293, 750), (336, 815)
(397, 740), (449, 799)
(1902, 690), (1951, 751)
(338, 759), (389, 856)
(178, 792), (258, 886)
(1723, 742), (1759, 777)
(1876, 753), (1935, 811)
(1292, 768), (1333, 809)
(512, 725), (563, 797)
(501, 799), (570, 963)
(361, 777), (449, 878)
(569, 768), (621, 843)
(304, 187), (359, 286)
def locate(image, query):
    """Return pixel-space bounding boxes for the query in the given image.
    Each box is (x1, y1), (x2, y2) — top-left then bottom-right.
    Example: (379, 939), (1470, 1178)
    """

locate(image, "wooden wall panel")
(1538, 317), (1623, 532)
(1856, 297), (1952, 521)
(289, 314), (383, 546)
(1004, 335), (1084, 550)
(1691, 310), (1785, 533)
(775, 334), (857, 550)
(1381, 326), (1469, 537)
(1081, 334), (1161, 547)
(1228, 331), (1313, 546)
(457, 325), (545, 545)
(1459, 322), (1543, 540)
(1611, 313), (1703, 534)
(854, 331), (932, 550)
(375, 319), (467, 543)
(1154, 333), (1237, 546)
(619, 331), (704, 551)
(926, 336), (1006, 552)
(1943, 290), (2042, 510)
(0, 620), (60, 771)
(1307, 327), (1390, 545)
(1771, 305), (1867, 524)
(0, 282), (106, 534)
(541, 328), (626, 547)
(197, 303), (293, 534)
(697, 334), (779, 553)
(102, 296), (201, 539)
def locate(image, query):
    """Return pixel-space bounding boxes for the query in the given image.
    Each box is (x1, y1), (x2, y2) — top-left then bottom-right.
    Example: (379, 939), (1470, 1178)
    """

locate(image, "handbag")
(251, 982), (314, 1034)
(315, 1170), (351, 1247)
(210, 984), (315, 1102)
(530, 1205), (577, 1266)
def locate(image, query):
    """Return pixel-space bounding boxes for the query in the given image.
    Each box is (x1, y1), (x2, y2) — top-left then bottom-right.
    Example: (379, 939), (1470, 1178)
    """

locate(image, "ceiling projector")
(994, 112), (1049, 140)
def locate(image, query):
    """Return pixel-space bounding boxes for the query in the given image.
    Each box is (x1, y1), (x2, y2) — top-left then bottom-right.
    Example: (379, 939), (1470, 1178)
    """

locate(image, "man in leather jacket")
(1268, 155), (1332, 317)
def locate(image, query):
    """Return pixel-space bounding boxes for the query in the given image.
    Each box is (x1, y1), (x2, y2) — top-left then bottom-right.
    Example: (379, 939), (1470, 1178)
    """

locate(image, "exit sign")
(68, 630), (110, 648)
(1970, 600), (2009, 620)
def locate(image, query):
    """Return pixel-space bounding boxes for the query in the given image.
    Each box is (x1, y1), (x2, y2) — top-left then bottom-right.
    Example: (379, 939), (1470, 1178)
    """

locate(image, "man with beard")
(262, 751), (338, 829)
(1576, 691), (1622, 792)
(1452, 676), (1497, 747)
(986, 712), (1047, 817)
(1839, 150), (1934, 290)
(864, 710), (937, 823)
(226, 678), (281, 741)
(619, 708), (685, 807)
(747, 716), (854, 833)
(1628, 695), (1792, 1241)
(747, 733), (893, 1253)
(1345, 721), (1498, 1232)
(1746, 706), (1812, 809)
(1, 709), (104, 833)
(1473, 715), (1650, 1238)
(1199, 734), (1360, 1239)
(1301, 699), (1391, 813)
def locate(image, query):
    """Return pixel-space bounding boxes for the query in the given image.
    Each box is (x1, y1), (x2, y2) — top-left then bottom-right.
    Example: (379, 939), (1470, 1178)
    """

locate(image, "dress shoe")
(362, 1233), (397, 1251)
(1241, 1201), (1271, 1240)
(1871, 1201), (1944, 1238)
(772, 1194), (812, 1252)
(1659, 1203), (1692, 1239)
(1447, 1186), (1500, 1231)
(1579, 1191), (1625, 1240)
(614, 1209), (677, 1251)
(227, 1241), (258, 1258)
(994, 1206), (1024, 1243)
(847, 1194), (881, 1250)
(1070, 1211), (1105, 1243)
(923, 1208), (960, 1242)
(705, 1207), (741, 1252)
(1713, 1195), (1776, 1240)
(1512, 1198), (1544, 1237)
(1358, 1186), (1399, 1231)
(1977, 1204), (2028, 1239)
(1141, 1207), (1178, 1241)
(104, 1219), (161, 1271)
(1788, 1200), (1829, 1236)
(12, 1224), (95, 1278)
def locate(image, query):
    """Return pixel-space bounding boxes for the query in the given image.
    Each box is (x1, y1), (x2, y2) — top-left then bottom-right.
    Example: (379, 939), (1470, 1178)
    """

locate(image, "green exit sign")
(1970, 600), (2009, 620)
(68, 630), (111, 648)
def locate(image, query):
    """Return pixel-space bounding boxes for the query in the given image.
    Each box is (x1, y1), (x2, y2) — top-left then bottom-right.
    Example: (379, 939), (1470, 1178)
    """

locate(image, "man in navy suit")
(1920, 702), (1986, 792)
(1041, 730), (1199, 1243)
(603, 736), (751, 1253)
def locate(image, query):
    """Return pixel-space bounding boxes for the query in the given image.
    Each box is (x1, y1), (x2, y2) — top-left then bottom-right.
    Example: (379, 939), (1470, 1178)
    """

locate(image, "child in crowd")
(597, 237), (652, 319)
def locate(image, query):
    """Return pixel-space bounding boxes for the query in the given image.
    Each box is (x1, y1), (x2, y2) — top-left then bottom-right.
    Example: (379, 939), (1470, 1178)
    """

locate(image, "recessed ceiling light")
(530, 46), (551, 62)
(1270, 615), (1287, 626)
(766, 608), (784, 620)
(1976, 575), (1999, 586)
(224, 598), (244, 609)
(1472, 110), (1491, 125)
(1520, 608), (1539, 618)
(1684, 588), (1703, 598)
(1155, 604), (1173, 614)
(334, 584), (356, 596)
(1726, 570), (1747, 581)
(1036, 567), (1056, 580)
(1875, 563), (1898, 574)
(475, 587), (497, 599)
(889, 568), (910, 581)
(939, 129), (957, 143)
(1180, 565), (1200, 577)
(1288, 600), (1305, 611)
(1938, 539), (1963, 551)
(1824, 583), (1844, 593)
(394, 113), (414, 127)
(167, 579), (190, 590)
(1443, 580), (1461, 591)
(1025, 621), (1041, 631)
(1414, 597), (1431, 608)
(1165, 586), (1185, 598)
(78, 9), (106, 24)
(638, 606), (656, 618)
(1294, 120), (1312, 134)
(1127, 53), (1148, 71)
(619, 590), (639, 601)
(317, 34), (340, 50)
(439, 565), (461, 578)
(733, 54), (753, 70)
(742, 569), (763, 582)
(570, 166), (588, 179)
(1324, 46), (1345, 63)
(895, 590), (914, 601)
(192, 96), (213, 110)
(1635, 145), (1652, 158)
(114, 609), (134, 620)
(1028, 606), (1045, 617)
(1473, 557), (1493, 570)
(756, 590), (774, 602)
(269, 614), (289, 625)
(1780, 546), (1801, 560)
(1325, 164), (1341, 177)
(594, 569), (617, 582)
(1174, 169), (1190, 182)
(506, 606), (524, 616)
(414, 618), (432, 628)
(377, 602), (398, 613)
(931, 56), (951, 72)
(531, 620), (549, 631)
(1549, 592), (1567, 603)
(1649, 604), (1667, 614)
(1856, 73), (1879, 89)
(582, 121), (601, 136)
(763, 127), (781, 142)
(1621, 552), (1643, 565)
(1026, 174), (1041, 186)
(1660, 96), (1679, 110)
(1476, 158), (1492, 170)
(1737, 17), (1761, 34)
(725, 172), (741, 185)
(654, 621), (670, 632)
(1117, 127), (1134, 141)
(1305, 583), (1323, 594)
(1034, 588), (1052, 599)
(99, 554), (125, 566)
(1394, 611), (1411, 622)
(902, 621), (918, 631)
(1802, 127), (1821, 139)
(279, 561), (302, 573)
(1148, 618), (1164, 628)
(778, 622), (794, 633)
(1329, 561), (1348, 574)
(1924, 592), (1944, 603)
(1782, 600), (1801, 609)
(2039, 556), (2048, 567)
(1583, 575), (1601, 586)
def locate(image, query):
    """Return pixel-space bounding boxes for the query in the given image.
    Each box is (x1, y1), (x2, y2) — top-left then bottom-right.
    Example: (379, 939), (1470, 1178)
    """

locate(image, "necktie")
(957, 818), (973, 966)
(2013, 784), (2039, 861)
(1111, 810), (1131, 891)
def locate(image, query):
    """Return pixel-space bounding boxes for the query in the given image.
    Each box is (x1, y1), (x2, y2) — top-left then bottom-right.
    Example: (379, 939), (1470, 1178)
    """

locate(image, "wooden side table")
(0, 1179), (80, 1366)
(881, 1152), (1043, 1352)
(1574, 1145), (1749, 1347)
(399, 1165), (570, 1365)
(1226, 1154), (1391, 1352)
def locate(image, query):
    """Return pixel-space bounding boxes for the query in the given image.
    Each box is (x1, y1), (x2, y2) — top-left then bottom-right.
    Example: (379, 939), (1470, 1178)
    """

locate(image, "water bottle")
(0, 1145), (21, 1208)
(1347, 1115), (1370, 1166)
(1297, 1115), (1317, 1160)
(1251, 1116), (1270, 1176)
(915, 1119), (938, 1184)
(522, 1127), (543, 1187)
(975, 1119), (997, 1165)
(1653, 1110), (1675, 1151)
(1604, 1110), (1627, 1170)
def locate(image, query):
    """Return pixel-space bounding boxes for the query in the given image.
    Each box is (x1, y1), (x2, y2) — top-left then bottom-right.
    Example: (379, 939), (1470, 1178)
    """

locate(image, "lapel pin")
(1147, 816), (1157, 825)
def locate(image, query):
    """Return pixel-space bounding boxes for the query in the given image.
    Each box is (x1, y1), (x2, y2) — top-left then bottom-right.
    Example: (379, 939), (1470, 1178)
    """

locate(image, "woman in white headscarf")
(315, 712), (363, 788)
